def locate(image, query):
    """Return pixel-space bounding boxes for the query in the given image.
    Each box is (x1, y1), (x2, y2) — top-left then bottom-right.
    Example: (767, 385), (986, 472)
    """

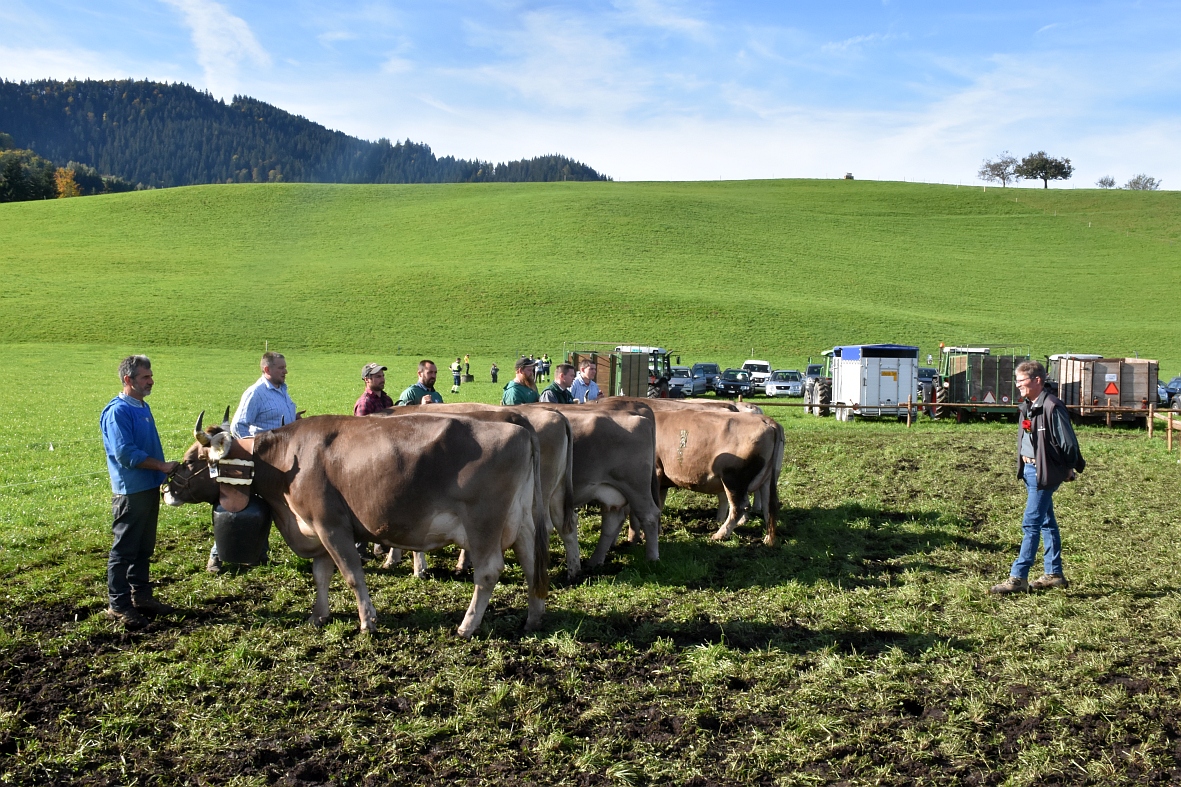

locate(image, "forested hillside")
(0, 79), (608, 188)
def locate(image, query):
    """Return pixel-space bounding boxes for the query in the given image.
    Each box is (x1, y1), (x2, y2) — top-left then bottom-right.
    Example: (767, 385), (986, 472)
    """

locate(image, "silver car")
(765, 369), (803, 397)
(669, 366), (708, 397)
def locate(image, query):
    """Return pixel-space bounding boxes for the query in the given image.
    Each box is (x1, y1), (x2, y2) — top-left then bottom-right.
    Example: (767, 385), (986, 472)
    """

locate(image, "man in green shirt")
(397, 360), (444, 405)
(539, 363), (576, 404)
(501, 357), (540, 405)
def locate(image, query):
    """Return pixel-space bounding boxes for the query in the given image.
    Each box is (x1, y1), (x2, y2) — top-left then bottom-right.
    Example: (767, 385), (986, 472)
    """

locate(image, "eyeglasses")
(1015, 377), (1032, 385)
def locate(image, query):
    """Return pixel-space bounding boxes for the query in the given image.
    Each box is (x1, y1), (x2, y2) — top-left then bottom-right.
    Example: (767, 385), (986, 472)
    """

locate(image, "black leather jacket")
(1016, 390), (1086, 489)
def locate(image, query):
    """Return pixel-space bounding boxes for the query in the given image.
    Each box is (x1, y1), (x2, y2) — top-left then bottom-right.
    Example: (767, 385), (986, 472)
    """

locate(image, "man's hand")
(420, 397), (434, 405)
(1066, 470), (1078, 482)
(139, 457), (180, 475)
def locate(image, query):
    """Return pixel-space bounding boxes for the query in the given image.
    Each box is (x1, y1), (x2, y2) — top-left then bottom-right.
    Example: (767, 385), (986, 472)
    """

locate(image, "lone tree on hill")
(1096, 175), (1116, 189)
(978, 152), (1020, 187)
(1015, 151), (1073, 188)
(1124, 174), (1161, 191)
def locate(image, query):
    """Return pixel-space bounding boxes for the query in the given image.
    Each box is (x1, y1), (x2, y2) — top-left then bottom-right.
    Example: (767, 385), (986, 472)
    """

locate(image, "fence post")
(737, 394), (743, 403)
(906, 395), (912, 428)
(1106, 398), (1112, 428)
(1148, 403), (1155, 439)
(1170, 410), (1175, 452)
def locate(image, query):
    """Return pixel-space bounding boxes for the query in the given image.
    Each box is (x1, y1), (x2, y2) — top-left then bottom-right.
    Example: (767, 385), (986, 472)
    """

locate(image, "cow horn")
(194, 411), (211, 446)
(220, 405), (232, 431)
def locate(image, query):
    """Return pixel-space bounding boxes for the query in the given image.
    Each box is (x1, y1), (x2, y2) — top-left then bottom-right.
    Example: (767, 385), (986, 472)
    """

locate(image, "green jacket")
(539, 382), (575, 404)
(397, 383), (444, 406)
(501, 381), (540, 405)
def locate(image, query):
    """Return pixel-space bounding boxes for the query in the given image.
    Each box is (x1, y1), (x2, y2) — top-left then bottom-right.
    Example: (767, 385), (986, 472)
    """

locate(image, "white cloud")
(381, 55), (413, 75)
(0, 47), (141, 82)
(613, 0), (710, 41)
(160, 0), (270, 98)
(459, 9), (649, 116)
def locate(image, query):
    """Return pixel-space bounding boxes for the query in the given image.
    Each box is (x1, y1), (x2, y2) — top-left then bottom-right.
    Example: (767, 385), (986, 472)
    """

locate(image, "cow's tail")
(764, 419), (785, 547)
(530, 433), (551, 598)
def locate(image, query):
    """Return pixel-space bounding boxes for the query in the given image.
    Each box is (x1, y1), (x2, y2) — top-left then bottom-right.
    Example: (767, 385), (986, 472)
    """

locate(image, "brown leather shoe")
(1030, 573), (1069, 590)
(105, 606), (148, 629)
(133, 596), (176, 615)
(989, 576), (1030, 594)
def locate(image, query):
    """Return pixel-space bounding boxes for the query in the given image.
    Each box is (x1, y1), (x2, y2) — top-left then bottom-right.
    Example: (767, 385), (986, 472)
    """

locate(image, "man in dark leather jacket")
(991, 361), (1086, 594)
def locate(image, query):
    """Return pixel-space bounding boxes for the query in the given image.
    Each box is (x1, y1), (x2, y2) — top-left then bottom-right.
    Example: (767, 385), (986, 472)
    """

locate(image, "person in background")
(210, 351), (299, 573)
(501, 357), (541, 405)
(100, 355), (180, 628)
(463, 354), (470, 377)
(398, 360), (444, 405)
(490, 362), (499, 384)
(570, 358), (601, 402)
(990, 360), (1086, 594)
(353, 363), (393, 416)
(450, 357), (462, 394)
(540, 363), (577, 403)
(231, 352), (299, 438)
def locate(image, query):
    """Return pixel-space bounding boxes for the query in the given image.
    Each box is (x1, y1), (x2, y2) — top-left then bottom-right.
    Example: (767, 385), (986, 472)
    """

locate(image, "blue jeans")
(109, 489), (160, 611)
(1010, 462), (1063, 579)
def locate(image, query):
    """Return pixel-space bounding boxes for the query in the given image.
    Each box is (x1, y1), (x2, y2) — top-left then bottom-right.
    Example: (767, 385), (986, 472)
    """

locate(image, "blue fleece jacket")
(100, 394), (166, 494)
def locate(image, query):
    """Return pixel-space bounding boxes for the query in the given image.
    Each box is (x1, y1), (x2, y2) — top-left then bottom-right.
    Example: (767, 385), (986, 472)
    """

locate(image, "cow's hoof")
(308, 614), (329, 628)
(762, 534), (777, 547)
(456, 625), (477, 639)
(709, 531), (729, 541)
(360, 625), (378, 636)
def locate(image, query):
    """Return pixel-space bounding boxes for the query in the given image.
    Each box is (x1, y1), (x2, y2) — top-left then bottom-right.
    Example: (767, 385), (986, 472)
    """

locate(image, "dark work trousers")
(108, 488), (160, 611)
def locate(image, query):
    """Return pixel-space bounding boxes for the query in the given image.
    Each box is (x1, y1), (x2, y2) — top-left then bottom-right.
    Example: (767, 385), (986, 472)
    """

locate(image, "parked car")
(1161, 375), (1181, 407)
(716, 368), (753, 397)
(804, 362), (826, 383)
(668, 366), (708, 397)
(692, 362), (721, 390)
(765, 369), (803, 397)
(742, 360), (773, 388)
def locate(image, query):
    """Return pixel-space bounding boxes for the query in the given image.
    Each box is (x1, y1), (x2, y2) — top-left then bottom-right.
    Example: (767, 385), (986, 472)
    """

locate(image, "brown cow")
(647, 408), (782, 545)
(165, 413), (549, 637)
(533, 401), (663, 566)
(606, 398), (784, 541)
(373, 403), (578, 578)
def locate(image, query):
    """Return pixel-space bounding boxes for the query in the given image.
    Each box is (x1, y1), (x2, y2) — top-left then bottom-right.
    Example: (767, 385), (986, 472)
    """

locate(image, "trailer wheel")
(817, 379), (832, 417)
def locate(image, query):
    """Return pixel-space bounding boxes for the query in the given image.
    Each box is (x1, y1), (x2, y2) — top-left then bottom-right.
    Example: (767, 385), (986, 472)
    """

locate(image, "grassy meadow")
(1, 179), (1179, 367)
(2, 180), (1181, 784)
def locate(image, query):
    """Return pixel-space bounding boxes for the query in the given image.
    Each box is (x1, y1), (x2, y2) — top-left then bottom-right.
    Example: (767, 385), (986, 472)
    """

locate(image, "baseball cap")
(514, 356), (536, 371)
(361, 362), (387, 378)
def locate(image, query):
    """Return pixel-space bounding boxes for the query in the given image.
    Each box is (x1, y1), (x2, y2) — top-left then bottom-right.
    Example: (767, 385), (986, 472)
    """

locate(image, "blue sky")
(4, 1), (1180, 185)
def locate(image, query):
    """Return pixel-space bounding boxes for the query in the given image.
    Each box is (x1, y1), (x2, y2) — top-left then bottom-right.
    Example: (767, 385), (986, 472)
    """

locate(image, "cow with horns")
(165, 410), (550, 637)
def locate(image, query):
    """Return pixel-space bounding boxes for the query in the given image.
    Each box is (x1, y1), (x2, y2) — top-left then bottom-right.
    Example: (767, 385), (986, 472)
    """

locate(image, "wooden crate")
(1052, 357), (1158, 420)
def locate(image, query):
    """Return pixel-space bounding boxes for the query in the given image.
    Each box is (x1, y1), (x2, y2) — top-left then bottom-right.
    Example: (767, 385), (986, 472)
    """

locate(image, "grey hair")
(118, 355), (151, 383)
(1016, 360), (1047, 381)
(261, 351), (285, 371)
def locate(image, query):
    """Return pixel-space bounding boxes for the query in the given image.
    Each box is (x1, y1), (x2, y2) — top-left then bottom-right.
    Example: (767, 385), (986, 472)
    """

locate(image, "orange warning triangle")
(1103, 381), (1119, 395)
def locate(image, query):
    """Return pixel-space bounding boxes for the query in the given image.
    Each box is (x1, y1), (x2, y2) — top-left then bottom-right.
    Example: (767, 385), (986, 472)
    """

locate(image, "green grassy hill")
(1, 179), (1178, 368)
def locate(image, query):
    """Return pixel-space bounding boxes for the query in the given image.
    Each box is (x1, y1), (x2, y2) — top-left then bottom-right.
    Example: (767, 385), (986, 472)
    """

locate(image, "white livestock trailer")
(831, 344), (920, 421)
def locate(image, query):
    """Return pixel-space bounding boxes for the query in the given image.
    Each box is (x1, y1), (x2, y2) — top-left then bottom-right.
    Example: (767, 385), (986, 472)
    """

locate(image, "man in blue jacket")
(100, 355), (180, 629)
